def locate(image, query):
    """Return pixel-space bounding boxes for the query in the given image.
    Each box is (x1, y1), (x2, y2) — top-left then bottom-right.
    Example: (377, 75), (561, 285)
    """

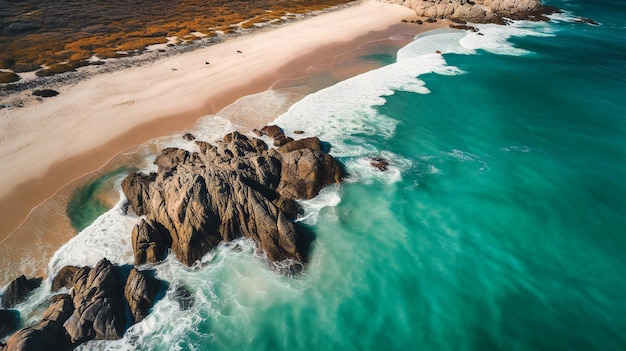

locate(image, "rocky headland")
(1, 127), (344, 350)
(382, 0), (560, 24)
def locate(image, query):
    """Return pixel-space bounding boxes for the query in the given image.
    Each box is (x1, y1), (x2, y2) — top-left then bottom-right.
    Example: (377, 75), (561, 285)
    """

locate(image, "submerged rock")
(0, 310), (20, 339)
(122, 128), (344, 266)
(1, 275), (41, 309)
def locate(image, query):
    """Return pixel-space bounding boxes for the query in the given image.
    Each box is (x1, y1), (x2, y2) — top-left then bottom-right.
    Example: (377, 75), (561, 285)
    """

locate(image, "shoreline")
(0, 0), (448, 284)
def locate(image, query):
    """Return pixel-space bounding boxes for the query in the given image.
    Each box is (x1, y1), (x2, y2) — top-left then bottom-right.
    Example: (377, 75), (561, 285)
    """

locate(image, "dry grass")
(0, 71), (21, 83)
(0, 0), (353, 76)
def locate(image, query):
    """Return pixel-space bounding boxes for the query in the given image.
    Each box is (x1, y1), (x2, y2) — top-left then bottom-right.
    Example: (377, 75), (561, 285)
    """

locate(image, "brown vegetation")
(0, 0), (352, 76)
(0, 71), (20, 83)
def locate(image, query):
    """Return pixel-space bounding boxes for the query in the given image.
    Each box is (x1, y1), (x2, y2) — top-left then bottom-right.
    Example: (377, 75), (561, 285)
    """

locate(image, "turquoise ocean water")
(5, 0), (626, 349)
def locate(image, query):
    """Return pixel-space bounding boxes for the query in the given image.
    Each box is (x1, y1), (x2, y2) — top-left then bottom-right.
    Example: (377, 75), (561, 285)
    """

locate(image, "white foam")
(75, 238), (303, 350)
(460, 20), (555, 56)
(297, 184), (342, 225)
(47, 187), (138, 277)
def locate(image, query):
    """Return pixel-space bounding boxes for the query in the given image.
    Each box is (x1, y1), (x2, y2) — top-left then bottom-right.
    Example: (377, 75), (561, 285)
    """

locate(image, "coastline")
(0, 0), (448, 283)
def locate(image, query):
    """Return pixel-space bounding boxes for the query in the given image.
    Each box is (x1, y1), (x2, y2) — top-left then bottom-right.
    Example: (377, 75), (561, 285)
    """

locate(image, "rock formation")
(2, 128), (343, 349)
(122, 128), (344, 267)
(382, 0), (559, 24)
(3, 259), (164, 350)
(3, 295), (73, 351)
(1, 275), (41, 309)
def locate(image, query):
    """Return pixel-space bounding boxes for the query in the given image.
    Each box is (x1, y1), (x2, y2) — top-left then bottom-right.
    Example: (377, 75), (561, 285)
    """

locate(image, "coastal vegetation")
(0, 0), (352, 75)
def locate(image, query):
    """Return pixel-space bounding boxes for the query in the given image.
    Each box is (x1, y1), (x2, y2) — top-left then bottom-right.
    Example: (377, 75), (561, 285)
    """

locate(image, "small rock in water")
(32, 89), (59, 98)
(183, 133), (196, 141)
(1, 275), (42, 308)
(370, 157), (390, 172)
(574, 17), (599, 25)
(293, 130), (305, 134)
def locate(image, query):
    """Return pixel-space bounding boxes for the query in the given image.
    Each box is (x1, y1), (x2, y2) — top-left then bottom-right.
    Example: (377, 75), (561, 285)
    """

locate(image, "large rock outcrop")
(3, 259), (165, 350)
(382, 0), (558, 24)
(122, 129), (344, 266)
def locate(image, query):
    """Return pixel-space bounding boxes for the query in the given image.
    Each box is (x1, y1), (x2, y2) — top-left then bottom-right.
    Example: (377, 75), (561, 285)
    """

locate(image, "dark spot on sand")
(32, 89), (59, 98)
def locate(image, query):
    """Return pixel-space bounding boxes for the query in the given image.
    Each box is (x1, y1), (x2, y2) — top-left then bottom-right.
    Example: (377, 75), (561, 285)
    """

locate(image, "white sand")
(0, 1), (416, 199)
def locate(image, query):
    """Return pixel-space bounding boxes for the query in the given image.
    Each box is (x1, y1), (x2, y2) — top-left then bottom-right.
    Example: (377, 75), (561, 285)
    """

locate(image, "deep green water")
(9, 0), (625, 349)
(66, 167), (127, 231)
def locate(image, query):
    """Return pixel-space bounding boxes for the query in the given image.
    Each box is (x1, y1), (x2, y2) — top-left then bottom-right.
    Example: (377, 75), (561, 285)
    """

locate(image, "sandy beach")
(0, 0), (447, 283)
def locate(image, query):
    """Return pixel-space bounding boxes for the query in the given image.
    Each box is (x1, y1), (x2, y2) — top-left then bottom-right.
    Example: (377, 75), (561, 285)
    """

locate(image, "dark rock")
(426, 17), (437, 23)
(132, 219), (171, 265)
(182, 133), (196, 141)
(449, 24), (479, 32)
(416, 19), (423, 24)
(51, 266), (81, 291)
(0, 310), (20, 338)
(273, 135), (294, 147)
(370, 157), (390, 171)
(122, 130), (343, 266)
(2, 275), (41, 308)
(278, 137), (321, 154)
(3, 295), (73, 351)
(32, 89), (59, 98)
(435, 50), (442, 54)
(573, 17), (599, 25)
(172, 285), (194, 310)
(123, 269), (160, 323)
(122, 172), (156, 216)
(259, 125), (284, 139)
(277, 148), (345, 200)
(293, 130), (305, 134)
(64, 259), (126, 344)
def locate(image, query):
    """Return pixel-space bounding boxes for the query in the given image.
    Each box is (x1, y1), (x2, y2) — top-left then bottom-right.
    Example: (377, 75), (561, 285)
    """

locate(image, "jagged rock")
(381, 0), (559, 24)
(273, 135), (294, 147)
(124, 269), (160, 324)
(122, 130), (344, 266)
(0, 310), (20, 338)
(277, 148), (344, 200)
(3, 295), (73, 351)
(51, 266), (81, 291)
(259, 125), (284, 138)
(132, 219), (171, 265)
(64, 259), (126, 344)
(278, 137), (322, 154)
(122, 172), (156, 216)
(1, 275), (41, 308)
